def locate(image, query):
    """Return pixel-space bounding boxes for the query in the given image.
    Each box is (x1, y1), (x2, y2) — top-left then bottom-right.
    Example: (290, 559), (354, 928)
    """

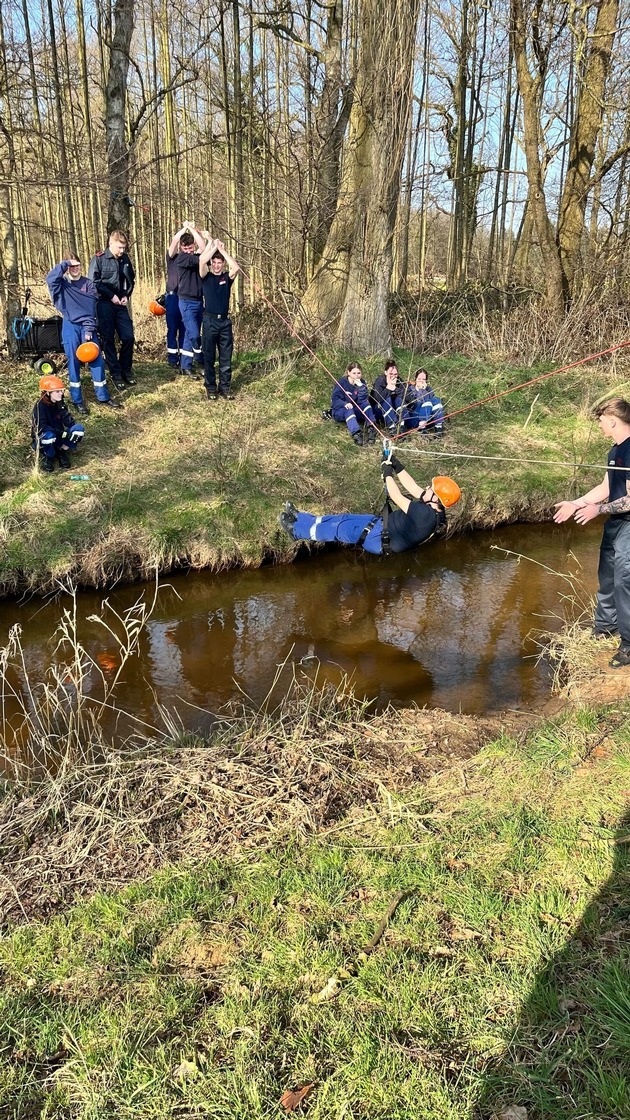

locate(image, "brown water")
(0, 522), (602, 742)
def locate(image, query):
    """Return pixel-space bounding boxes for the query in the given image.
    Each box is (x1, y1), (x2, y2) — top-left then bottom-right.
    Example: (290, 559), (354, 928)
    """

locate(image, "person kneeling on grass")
(279, 455), (461, 555)
(31, 375), (85, 473)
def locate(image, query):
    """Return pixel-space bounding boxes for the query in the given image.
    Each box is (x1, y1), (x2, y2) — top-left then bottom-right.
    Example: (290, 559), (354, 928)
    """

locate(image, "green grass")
(1, 705), (629, 1118)
(1, 346), (627, 593)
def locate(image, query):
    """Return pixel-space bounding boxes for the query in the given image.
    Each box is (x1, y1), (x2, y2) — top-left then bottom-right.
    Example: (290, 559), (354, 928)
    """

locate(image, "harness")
(356, 502), (393, 554)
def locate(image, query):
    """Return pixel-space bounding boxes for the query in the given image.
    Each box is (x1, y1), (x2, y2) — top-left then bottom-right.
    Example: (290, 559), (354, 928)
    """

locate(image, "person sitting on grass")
(403, 367), (445, 436)
(370, 359), (405, 433)
(331, 362), (378, 446)
(31, 375), (85, 473)
(278, 454), (461, 555)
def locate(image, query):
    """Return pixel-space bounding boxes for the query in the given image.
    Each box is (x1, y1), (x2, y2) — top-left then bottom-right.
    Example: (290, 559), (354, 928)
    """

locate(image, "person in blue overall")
(403, 367), (445, 435)
(46, 257), (120, 414)
(168, 222), (207, 377)
(554, 397), (630, 668)
(370, 360), (405, 433)
(31, 375), (85, 472)
(331, 362), (378, 446)
(163, 228), (186, 367)
(88, 230), (136, 390)
(199, 238), (240, 400)
(279, 456), (460, 555)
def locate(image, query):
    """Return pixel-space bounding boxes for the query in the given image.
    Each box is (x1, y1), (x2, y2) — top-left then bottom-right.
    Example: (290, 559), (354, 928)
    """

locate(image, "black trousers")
(202, 315), (233, 392)
(96, 301), (134, 380)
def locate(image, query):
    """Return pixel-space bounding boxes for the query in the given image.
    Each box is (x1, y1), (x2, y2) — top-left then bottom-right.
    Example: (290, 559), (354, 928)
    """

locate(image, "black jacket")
(31, 397), (76, 442)
(88, 249), (135, 302)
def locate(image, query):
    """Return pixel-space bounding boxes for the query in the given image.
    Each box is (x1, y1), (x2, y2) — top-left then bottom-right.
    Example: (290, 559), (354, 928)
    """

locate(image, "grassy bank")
(1, 690), (628, 1119)
(2, 344), (630, 595)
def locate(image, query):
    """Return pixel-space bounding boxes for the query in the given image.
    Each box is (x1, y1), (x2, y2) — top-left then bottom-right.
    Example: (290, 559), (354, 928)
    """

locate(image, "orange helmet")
(149, 298), (166, 316)
(431, 476), (461, 508)
(39, 375), (65, 393)
(76, 340), (100, 363)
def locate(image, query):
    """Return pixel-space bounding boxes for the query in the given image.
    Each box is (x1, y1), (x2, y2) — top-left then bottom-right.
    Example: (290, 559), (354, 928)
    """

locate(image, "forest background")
(2, 0), (630, 358)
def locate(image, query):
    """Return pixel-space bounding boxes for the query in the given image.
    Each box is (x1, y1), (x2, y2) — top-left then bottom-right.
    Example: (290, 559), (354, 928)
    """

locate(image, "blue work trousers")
(165, 292), (185, 366)
(202, 315), (234, 391)
(178, 298), (204, 371)
(595, 518), (630, 643)
(96, 301), (134, 381)
(36, 424), (85, 458)
(405, 398), (444, 432)
(62, 320), (109, 404)
(291, 511), (383, 555)
(332, 402), (377, 437)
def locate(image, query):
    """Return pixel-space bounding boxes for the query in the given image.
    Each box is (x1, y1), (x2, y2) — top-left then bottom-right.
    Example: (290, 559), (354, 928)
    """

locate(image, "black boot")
(57, 450), (71, 469)
(40, 453), (55, 473)
(122, 373), (137, 385)
(352, 431), (364, 446)
(365, 426), (377, 444)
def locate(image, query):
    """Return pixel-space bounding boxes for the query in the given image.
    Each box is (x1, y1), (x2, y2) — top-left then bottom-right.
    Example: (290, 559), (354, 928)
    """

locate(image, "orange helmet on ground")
(431, 476), (461, 508)
(40, 375), (65, 393)
(76, 340), (100, 363)
(149, 298), (166, 316)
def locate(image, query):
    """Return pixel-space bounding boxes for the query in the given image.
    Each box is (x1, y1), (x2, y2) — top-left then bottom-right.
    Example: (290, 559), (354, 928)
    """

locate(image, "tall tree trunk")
(46, 0), (76, 248)
(105, 0), (135, 233)
(296, 0), (421, 354)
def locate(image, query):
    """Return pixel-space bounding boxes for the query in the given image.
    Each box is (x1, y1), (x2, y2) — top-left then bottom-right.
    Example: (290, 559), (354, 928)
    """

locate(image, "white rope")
(394, 445), (627, 471)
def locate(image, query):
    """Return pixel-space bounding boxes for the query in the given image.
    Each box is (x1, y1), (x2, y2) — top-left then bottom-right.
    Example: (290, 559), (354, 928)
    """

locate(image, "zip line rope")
(386, 445), (630, 472)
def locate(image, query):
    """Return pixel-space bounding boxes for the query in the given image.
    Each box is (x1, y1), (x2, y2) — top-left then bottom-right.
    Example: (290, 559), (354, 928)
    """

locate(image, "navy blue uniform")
(595, 436), (630, 642)
(331, 377), (377, 437)
(176, 253), (204, 372)
(88, 248), (135, 384)
(202, 271), (235, 394)
(46, 261), (110, 405)
(165, 252), (184, 366)
(403, 382), (444, 432)
(289, 501), (440, 555)
(31, 397), (84, 459)
(370, 373), (404, 432)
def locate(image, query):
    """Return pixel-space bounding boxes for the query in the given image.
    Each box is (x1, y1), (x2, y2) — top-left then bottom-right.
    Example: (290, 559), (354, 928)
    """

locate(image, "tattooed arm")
(573, 478), (630, 525)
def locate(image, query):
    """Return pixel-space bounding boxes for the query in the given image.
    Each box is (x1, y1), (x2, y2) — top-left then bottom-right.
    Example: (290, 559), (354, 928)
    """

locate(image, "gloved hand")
(381, 451), (403, 473)
(382, 462), (395, 480)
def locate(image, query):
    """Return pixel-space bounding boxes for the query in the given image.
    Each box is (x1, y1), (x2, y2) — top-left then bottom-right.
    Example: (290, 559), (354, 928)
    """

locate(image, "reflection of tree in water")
(476, 810), (630, 1119)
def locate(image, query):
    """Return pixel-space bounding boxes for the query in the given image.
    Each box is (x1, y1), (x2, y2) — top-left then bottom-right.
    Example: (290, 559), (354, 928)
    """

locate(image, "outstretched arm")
(553, 474), (609, 524)
(167, 227), (187, 257)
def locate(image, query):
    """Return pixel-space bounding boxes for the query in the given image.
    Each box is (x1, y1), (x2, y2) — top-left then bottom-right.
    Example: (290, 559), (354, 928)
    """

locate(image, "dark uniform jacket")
(88, 250), (135, 302)
(31, 397), (76, 443)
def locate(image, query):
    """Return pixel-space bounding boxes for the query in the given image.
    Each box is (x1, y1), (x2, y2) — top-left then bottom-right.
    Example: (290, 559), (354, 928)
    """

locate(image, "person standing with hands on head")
(554, 398), (630, 668)
(88, 230), (136, 390)
(199, 237), (240, 401)
(167, 221), (207, 378)
(46, 256), (120, 413)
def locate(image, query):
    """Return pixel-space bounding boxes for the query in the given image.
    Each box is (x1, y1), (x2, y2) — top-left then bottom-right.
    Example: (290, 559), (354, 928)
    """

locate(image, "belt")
(205, 312), (229, 320)
(357, 516), (379, 547)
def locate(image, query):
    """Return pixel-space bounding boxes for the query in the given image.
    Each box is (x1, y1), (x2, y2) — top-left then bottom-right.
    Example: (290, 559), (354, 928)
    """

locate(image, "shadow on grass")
(475, 808), (630, 1119)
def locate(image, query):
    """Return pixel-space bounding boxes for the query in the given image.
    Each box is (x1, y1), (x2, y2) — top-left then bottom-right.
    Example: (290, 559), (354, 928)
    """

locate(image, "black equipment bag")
(14, 316), (63, 356)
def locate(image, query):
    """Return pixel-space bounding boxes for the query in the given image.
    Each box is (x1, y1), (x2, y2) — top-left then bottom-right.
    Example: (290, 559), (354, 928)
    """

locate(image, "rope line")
(390, 445), (627, 471)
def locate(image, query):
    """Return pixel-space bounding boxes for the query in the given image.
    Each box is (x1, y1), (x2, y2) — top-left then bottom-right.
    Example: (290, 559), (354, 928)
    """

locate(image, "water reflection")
(0, 522), (601, 744)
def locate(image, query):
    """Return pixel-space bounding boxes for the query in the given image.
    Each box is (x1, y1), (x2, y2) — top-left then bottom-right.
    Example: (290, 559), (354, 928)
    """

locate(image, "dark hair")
(211, 249), (224, 260)
(414, 367), (429, 379)
(180, 231), (195, 247)
(384, 359), (397, 372)
(594, 398), (630, 424)
(346, 361), (362, 375)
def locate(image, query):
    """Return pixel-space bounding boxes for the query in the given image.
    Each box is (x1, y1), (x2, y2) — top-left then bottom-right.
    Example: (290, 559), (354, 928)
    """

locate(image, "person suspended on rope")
(331, 362), (378, 446)
(278, 453), (461, 555)
(31, 375), (85, 473)
(370, 360), (405, 434)
(553, 397), (630, 669)
(402, 367), (445, 436)
(45, 256), (121, 414)
(167, 221), (208, 378)
(199, 237), (240, 400)
(88, 230), (136, 390)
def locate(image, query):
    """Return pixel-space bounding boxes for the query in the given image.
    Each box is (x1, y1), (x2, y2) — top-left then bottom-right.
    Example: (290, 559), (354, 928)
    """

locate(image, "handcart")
(11, 288), (65, 376)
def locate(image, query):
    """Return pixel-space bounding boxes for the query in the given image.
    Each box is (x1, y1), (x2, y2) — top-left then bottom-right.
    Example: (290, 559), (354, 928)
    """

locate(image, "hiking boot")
(282, 502), (298, 524)
(352, 431), (364, 446)
(610, 642), (630, 668)
(57, 450), (71, 469)
(100, 398), (123, 410)
(219, 389), (235, 400)
(74, 402), (90, 416)
(113, 380), (126, 391)
(591, 627), (617, 640)
(365, 426), (377, 444)
(279, 511), (297, 534)
(121, 373), (136, 385)
(206, 389), (219, 401)
(39, 453), (54, 473)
